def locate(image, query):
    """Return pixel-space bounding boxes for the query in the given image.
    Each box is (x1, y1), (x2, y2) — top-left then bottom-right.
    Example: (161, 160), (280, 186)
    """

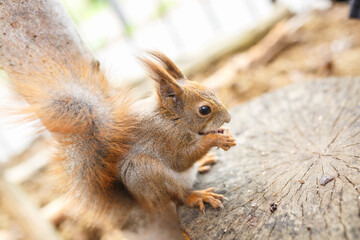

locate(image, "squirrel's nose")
(224, 111), (231, 123)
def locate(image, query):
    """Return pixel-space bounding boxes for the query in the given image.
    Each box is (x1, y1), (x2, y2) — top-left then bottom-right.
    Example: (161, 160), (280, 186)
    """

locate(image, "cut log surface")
(178, 78), (360, 240)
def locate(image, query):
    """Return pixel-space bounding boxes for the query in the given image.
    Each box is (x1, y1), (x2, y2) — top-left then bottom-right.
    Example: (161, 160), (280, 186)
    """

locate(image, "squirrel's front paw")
(197, 152), (216, 173)
(184, 187), (227, 213)
(215, 128), (236, 151)
(202, 128), (236, 150)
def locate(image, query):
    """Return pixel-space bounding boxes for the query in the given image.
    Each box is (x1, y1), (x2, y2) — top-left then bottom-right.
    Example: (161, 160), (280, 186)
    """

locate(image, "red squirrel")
(10, 51), (236, 222)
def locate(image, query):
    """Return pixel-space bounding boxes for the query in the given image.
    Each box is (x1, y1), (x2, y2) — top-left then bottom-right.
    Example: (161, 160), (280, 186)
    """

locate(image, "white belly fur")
(180, 164), (198, 188)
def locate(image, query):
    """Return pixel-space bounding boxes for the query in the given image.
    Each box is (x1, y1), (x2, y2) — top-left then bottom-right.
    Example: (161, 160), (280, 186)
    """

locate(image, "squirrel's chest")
(131, 116), (200, 169)
(179, 164), (198, 188)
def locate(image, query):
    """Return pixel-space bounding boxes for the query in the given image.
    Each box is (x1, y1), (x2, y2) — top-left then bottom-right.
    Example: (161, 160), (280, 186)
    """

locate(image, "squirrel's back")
(11, 56), (138, 219)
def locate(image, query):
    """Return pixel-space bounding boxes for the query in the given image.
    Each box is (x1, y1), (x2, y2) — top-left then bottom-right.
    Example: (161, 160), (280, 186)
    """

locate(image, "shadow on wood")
(178, 78), (360, 240)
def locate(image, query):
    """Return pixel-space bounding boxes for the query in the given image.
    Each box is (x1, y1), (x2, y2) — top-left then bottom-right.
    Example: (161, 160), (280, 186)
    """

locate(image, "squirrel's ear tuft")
(145, 50), (185, 80)
(138, 55), (184, 98)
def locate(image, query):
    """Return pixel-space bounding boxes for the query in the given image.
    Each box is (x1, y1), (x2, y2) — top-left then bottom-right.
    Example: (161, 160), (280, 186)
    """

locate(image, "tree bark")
(0, 0), (92, 76)
(178, 78), (360, 240)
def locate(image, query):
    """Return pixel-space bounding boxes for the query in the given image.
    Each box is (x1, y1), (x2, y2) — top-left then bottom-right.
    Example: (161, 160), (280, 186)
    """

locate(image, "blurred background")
(1, 0), (360, 239)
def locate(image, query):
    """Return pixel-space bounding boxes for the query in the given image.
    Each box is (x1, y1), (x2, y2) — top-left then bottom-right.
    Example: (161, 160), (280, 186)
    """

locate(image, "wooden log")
(0, 174), (60, 240)
(178, 7), (293, 77)
(0, 0), (92, 76)
(4, 147), (51, 184)
(233, 15), (305, 71)
(178, 78), (360, 240)
(202, 15), (306, 91)
(41, 197), (66, 226)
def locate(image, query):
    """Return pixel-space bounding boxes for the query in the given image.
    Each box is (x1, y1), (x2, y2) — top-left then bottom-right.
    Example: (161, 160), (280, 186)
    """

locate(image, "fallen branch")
(0, 174), (60, 240)
(203, 15), (306, 90)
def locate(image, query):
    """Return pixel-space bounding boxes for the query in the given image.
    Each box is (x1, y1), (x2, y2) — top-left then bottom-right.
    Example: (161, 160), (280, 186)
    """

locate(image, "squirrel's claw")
(198, 165), (211, 173)
(184, 188), (226, 213)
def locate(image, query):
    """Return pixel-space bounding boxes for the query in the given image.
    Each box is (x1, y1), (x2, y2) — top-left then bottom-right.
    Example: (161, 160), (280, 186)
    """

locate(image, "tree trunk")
(0, 0), (92, 76)
(178, 78), (360, 240)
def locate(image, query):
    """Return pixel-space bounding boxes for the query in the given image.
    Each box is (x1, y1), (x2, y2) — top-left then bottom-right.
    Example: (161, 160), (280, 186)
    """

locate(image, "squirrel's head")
(139, 51), (231, 135)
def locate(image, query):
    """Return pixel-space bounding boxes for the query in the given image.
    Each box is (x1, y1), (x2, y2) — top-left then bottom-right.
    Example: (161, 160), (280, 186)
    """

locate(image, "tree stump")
(178, 78), (360, 240)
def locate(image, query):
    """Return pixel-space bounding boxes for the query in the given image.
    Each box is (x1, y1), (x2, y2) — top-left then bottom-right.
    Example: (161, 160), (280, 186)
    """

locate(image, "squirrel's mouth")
(199, 128), (225, 136)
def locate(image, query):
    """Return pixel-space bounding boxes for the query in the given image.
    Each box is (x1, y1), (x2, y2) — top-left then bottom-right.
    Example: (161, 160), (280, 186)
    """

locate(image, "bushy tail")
(11, 56), (137, 219)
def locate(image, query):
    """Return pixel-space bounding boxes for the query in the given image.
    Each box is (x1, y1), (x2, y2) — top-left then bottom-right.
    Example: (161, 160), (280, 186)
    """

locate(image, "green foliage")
(124, 24), (135, 37)
(153, 0), (177, 19)
(62, 0), (109, 24)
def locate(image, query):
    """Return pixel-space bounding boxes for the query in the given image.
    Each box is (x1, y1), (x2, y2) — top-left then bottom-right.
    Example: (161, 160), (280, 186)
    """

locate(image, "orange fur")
(9, 51), (236, 224)
(10, 55), (138, 220)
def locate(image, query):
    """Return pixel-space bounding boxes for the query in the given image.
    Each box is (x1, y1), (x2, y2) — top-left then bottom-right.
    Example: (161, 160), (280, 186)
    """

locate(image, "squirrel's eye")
(199, 105), (211, 116)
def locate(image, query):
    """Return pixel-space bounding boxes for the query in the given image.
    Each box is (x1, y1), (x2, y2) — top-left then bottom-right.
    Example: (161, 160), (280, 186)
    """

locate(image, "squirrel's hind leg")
(197, 152), (216, 173)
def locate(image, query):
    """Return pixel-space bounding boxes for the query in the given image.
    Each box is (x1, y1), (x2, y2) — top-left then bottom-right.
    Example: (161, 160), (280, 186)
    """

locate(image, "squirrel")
(10, 50), (236, 222)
